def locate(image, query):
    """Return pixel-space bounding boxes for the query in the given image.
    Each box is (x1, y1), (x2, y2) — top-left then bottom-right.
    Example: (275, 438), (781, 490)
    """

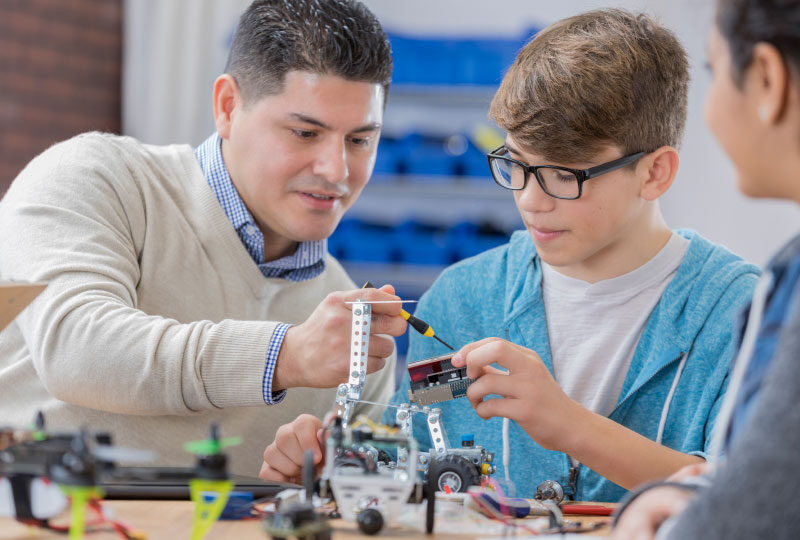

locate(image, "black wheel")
(356, 508), (384, 535)
(428, 454), (480, 493)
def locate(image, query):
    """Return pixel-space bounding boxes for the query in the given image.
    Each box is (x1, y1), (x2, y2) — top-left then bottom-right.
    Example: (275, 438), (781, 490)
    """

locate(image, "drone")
(0, 413), (240, 540)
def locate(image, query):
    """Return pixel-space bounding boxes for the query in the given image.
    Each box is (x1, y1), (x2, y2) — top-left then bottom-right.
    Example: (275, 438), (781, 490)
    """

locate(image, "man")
(0, 0), (404, 475)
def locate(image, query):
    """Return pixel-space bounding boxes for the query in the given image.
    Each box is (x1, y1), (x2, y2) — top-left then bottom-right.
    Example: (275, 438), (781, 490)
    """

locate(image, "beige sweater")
(0, 133), (394, 475)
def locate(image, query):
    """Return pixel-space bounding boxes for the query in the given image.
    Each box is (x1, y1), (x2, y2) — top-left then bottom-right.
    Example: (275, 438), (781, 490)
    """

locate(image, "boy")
(259, 9), (758, 501)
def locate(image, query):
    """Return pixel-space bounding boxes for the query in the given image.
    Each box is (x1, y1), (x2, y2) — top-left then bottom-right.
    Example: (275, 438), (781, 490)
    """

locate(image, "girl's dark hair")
(716, 0), (800, 84)
(226, 0), (392, 104)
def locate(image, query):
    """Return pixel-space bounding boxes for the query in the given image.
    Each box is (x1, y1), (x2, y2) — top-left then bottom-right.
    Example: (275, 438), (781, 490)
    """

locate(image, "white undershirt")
(541, 233), (690, 418)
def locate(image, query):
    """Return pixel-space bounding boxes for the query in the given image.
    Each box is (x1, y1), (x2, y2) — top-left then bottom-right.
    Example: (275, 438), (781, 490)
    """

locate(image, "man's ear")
(637, 146), (679, 201)
(213, 74), (241, 140)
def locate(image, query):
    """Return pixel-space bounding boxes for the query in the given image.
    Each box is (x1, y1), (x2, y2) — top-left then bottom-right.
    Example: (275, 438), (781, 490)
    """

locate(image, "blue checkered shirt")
(195, 133), (326, 404)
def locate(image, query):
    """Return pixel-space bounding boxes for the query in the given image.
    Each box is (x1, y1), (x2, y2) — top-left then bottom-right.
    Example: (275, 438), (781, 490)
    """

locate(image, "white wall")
(123, 0), (798, 267)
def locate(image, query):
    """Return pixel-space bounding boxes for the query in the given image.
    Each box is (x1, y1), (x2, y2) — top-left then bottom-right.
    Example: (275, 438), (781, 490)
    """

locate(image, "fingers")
(465, 372), (514, 410)
(343, 285), (407, 336)
(612, 487), (694, 540)
(367, 334), (396, 360)
(667, 461), (711, 482)
(264, 416), (323, 480)
(261, 444), (302, 481)
(473, 396), (522, 421)
(451, 337), (500, 367)
(344, 286), (403, 316)
(453, 338), (542, 380)
(459, 339), (513, 380)
(365, 355), (387, 375)
(294, 418), (324, 464)
(259, 461), (297, 483)
(370, 312), (407, 336)
(378, 283), (395, 296)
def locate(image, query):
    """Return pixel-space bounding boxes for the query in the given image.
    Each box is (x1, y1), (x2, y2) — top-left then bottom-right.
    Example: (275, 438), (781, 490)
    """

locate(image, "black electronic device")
(100, 468), (292, 499)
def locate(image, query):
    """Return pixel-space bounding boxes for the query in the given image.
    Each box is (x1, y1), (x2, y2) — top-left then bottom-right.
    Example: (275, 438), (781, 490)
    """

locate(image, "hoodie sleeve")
(688, 271), (759, 458)
(664, 283), (800, 539)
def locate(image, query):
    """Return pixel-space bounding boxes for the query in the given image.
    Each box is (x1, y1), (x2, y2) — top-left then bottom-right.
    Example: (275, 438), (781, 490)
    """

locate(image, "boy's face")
(506, 136), (648, 274)
(220, 71), (384, 250)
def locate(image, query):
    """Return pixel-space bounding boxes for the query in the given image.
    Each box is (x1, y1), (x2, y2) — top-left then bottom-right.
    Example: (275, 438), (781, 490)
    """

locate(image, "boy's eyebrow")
(289, 113), (381, 134)
(504, 142), (524, 158)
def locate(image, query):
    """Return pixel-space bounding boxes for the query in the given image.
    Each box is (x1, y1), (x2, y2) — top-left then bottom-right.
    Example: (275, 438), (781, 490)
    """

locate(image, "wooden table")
(0, 500), (613, 540)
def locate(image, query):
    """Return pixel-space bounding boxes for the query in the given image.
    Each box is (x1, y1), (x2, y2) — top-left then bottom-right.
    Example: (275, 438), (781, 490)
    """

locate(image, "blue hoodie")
(385, 229), (759, 502)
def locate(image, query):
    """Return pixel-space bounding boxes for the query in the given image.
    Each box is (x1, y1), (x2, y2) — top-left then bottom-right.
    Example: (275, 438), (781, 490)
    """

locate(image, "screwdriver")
(362, 282), (454, 351)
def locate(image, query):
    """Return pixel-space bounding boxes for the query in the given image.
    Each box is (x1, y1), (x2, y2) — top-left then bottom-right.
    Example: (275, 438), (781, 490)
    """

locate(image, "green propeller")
(30, 411), (47, 441)
(183, 424), (241, 455)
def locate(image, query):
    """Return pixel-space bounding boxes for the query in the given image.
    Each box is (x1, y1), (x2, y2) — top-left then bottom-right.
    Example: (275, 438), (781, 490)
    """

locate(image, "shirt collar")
(194, 133), (326, 281)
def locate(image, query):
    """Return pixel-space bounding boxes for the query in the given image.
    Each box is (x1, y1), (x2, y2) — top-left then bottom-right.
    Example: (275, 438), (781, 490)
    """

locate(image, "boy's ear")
(213, 74), (242, 140)
(637, 146), (679, 201)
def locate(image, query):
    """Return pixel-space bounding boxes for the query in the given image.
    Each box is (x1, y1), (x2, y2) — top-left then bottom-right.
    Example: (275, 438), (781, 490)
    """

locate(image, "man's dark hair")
(226, 0), (392, 105)
(717, 0), (800, 85)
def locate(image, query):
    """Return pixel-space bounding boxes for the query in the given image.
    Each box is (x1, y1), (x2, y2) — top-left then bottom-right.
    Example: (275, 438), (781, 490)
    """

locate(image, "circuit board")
(407, 353), (474, 405)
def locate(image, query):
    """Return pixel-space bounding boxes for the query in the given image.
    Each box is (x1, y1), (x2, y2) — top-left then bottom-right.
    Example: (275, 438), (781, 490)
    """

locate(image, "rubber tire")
(357, 508), (384, 535)
(428, 454), (480, 493)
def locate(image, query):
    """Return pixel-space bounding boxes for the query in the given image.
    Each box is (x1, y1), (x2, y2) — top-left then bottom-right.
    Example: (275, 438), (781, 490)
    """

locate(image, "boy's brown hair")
(489, 9), (688, 163)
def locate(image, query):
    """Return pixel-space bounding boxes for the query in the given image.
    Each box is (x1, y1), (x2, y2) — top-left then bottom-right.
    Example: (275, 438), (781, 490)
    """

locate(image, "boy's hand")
(259, 414), (325, 483)
(273, 284), (406, 390)
(451, 337), (581, 451)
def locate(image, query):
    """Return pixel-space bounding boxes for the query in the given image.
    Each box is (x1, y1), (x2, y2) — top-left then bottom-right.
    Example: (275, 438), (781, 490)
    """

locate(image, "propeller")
(183, 424), (241, 456)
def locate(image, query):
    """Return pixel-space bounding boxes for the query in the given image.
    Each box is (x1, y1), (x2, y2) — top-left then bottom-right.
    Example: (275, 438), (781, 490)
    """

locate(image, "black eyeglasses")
(486, 146), (646, 200)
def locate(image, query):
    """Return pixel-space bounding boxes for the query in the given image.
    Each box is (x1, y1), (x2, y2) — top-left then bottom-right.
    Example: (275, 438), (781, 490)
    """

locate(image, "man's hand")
(612, 485), (696, 540)
(273, 284), (406, 390)
(260, 414), (325, 484)
(451, 337), (581, 452)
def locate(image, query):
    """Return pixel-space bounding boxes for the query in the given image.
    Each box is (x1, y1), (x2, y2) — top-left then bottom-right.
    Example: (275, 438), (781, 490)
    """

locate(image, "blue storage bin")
(387, 28), (537, 86)
(396, 233), (451, 265)
(394, 220), (452, 265)
(330, 220), (396, 263)
(388, 35), (416, 84)
(373, 136), (402, 176)
(453, 138), (492, 178)
(403, 133), (457, 177)
(453, 233), (508, 261)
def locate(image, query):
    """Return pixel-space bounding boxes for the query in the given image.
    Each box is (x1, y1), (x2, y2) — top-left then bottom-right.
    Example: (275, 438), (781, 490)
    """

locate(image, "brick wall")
(0, 0), (122, 195)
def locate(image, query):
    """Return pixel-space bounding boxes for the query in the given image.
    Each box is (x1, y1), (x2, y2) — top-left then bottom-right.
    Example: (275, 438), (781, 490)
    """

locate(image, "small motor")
(534, 479), (565, 504)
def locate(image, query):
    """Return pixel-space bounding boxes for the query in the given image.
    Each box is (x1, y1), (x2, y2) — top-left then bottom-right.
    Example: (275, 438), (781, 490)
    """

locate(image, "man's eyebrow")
(289, 113), (381, 134)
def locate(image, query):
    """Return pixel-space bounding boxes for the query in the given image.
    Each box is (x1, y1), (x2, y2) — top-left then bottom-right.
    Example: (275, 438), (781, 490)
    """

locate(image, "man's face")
(220, 71), (384, 250)
(507, 137), (647, 274)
